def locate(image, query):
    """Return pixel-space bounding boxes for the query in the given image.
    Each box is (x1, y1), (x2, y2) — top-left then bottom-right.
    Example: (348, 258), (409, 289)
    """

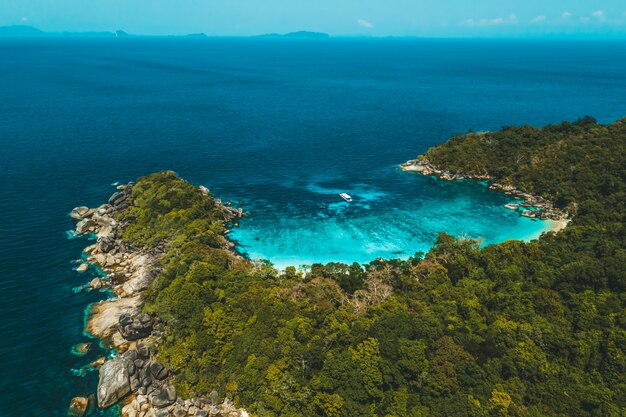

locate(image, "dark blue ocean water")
(1, 38), (625, 416)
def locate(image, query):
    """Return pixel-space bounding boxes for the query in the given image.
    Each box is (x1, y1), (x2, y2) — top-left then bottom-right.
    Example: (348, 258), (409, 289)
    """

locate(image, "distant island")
(0, 25), (330, 40)
(255, 30), (331, 39)
(0, 25), (45, 37)
(66, 117), (625, 417)
(0, 25), (129, 38)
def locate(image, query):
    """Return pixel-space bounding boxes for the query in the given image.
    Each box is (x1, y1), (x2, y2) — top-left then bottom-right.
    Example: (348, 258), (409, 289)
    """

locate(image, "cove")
(228, 166), (554, 269)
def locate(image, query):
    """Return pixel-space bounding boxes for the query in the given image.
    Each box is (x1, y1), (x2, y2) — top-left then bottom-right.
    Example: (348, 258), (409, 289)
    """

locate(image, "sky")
(2, 0), (626, 37)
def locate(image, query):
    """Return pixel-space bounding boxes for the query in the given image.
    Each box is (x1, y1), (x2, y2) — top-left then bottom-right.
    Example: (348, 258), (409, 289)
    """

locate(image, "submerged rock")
(71, 342), (91, 357)
(90, 357), (106, 369)
(68, 396), (89, 417)
(97, 356), (131, 408)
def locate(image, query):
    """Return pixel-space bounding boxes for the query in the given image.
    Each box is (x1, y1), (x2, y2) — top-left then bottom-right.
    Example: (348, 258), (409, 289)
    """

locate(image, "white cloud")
(357, 19), (373, 29)
(561, 11), (572, 19)
(20, 17), (28, 22)
(580, 16), (590, 23)
(592, 10), (606, 21)
(465, 14), (517, 27)
(531, 15), (547, 23)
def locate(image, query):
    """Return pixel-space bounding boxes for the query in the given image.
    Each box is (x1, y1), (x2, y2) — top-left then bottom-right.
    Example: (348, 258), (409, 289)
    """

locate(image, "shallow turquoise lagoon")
(228, 167), (551, 269)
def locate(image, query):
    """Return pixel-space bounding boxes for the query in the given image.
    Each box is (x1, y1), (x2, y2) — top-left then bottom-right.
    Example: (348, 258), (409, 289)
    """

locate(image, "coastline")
(544, 217), (571, 234)
(68, 164), (571, 415)
(400, 158), (570, 228)
(69, 182), (249, 417)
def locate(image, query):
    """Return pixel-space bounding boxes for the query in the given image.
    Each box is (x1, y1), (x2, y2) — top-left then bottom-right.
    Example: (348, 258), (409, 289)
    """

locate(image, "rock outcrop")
(120, 395), (249, 417)
(98, 356), (131, 408)
(73, 181), (250, 417)
(71, 206), (95, 221)
(119, 313), (154, 341)
(400, 158), (490, 180)
(401, 158), (567, 222)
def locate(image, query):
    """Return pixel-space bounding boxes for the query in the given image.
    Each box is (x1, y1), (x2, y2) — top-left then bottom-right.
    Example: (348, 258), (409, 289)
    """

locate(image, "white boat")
(339, 193), (352, 202)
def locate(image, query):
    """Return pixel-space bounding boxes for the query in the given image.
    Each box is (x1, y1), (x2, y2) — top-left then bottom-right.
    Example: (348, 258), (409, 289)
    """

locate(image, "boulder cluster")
(122, 393), (249, 417)
(488, 183), (565, 220)
(73, 183), (160, 300)
(98, 346), (248, 417)
(200, 185), (245, 222)
(119, 313), (154, 341)
(400, 158), (490, 181)
(71, 183), (250, 417)
(97, 346), (171, 408)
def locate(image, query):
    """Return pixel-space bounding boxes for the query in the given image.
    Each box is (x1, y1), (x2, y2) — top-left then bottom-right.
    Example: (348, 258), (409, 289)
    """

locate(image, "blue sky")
(2, 0), (626, 37)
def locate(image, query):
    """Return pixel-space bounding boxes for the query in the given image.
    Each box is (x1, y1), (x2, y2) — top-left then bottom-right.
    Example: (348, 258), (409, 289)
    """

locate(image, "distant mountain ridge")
(0, 25), (45, 37)
(0, 25), (128, 38)
(0, 26), (330, 39)
(255, 30), (330, 39)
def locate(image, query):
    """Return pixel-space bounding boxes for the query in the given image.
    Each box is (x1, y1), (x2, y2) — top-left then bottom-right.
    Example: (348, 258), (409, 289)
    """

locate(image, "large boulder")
(97, 357), (131, 408)
(149, 385), (176, 408)
(149, 361), (169, 381)
(136, 344), (150, 359)
(108, 191), (130, 208)
(89, 278), (103, 290)
(97, 237), (116, 253)
(71, 206), (92, 221)
(76, 218), (96, 234)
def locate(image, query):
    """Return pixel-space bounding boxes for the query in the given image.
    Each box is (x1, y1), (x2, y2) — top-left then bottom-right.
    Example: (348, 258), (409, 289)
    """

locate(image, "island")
(254, 31), (331, 39)
(69, 117), (625, 417)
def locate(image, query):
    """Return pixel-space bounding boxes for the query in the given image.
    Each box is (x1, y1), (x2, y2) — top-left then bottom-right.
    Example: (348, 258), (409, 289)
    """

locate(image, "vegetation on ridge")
(117, 118), (625, 417)
(421, 116), (625, 210)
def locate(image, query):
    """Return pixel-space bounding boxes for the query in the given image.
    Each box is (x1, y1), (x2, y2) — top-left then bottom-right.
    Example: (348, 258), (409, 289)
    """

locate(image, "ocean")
(0, 37), (625, 416)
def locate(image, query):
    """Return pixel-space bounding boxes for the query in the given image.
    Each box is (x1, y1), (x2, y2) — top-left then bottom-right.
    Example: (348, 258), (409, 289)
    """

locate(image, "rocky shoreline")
(400, 158), (569, 223)
(69, 183), (249, 417)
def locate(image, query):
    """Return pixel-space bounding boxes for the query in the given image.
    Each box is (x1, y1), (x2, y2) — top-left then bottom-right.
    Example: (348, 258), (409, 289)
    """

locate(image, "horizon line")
(2, 24), (626, 40)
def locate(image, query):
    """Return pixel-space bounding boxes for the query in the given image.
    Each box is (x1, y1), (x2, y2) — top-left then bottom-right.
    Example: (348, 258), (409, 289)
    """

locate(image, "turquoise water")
(229, 168), (550, 268)
(1, 38), (626, 416)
